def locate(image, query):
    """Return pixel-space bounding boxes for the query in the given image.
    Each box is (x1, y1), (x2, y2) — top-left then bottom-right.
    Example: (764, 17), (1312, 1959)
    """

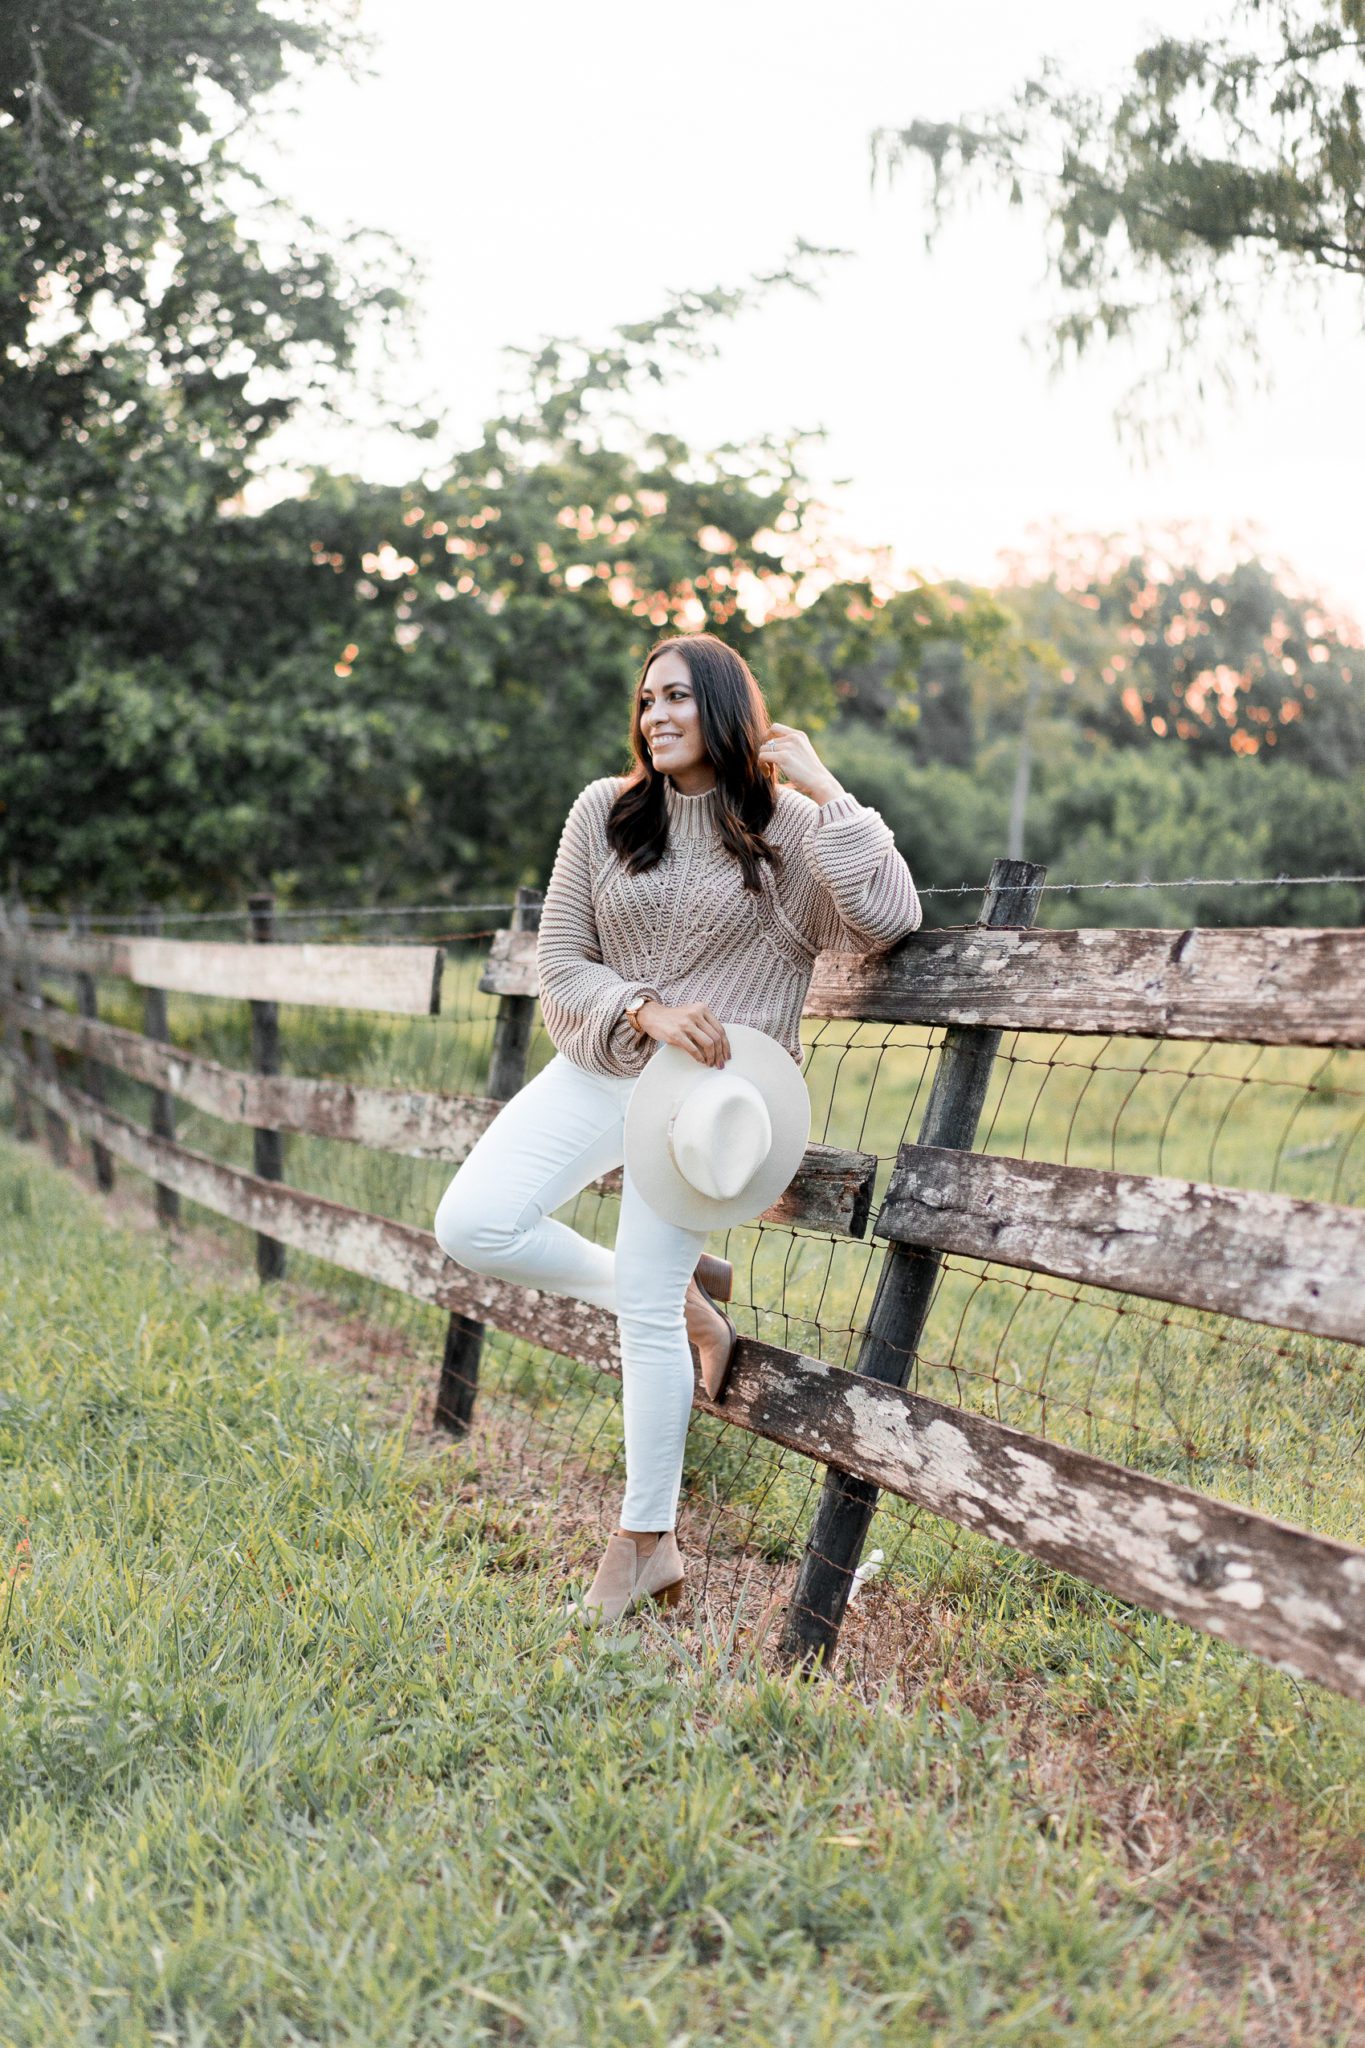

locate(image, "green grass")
(0, 1135), (1263, 2047)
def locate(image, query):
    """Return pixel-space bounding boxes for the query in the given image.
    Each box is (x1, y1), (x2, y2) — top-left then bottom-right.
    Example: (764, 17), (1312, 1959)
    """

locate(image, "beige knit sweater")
(535, 774), (922, 1076)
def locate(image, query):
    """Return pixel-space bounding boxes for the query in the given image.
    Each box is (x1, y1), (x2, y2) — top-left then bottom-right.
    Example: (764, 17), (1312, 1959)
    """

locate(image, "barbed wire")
(25, 901), (516, 929)
(922, 872), (1365, 897)
(21, 871), (1365, 929)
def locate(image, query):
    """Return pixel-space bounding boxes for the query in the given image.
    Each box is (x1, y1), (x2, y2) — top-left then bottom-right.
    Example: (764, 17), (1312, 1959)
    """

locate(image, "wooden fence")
(2, 877), (1364, 1703)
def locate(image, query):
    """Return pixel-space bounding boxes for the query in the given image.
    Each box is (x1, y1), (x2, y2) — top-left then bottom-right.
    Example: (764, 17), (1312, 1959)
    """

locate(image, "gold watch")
(624, 993), (656, 1037)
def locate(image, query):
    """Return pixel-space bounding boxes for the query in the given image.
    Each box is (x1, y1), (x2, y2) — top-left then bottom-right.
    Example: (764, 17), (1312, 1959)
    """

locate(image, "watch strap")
(624, 989), (660, 1036)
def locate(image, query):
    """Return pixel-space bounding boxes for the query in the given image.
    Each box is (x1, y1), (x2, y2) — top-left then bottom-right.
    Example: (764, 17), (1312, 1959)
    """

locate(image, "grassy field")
(2, 1133), (1363, 2045)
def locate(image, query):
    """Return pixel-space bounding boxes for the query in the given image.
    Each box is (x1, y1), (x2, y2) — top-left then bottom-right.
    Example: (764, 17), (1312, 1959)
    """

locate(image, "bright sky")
(255, 0), (1365, 632)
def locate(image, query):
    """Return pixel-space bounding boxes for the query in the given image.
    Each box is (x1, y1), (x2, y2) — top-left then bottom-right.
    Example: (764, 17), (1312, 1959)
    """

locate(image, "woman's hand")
(636, 999), (731, 1067)
(758, 723), (846, 807)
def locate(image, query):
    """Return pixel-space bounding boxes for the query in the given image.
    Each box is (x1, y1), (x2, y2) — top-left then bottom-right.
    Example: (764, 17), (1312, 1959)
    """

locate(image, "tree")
(1028, 749), (1365, 927)
(997, 550), (1365, 773)
(0, 0), (415, 902)
(0, 247), (860, 904)
(873, 1), (1365, 433)
(757, 577), (1010, 759)
(0, 0), (406, 488)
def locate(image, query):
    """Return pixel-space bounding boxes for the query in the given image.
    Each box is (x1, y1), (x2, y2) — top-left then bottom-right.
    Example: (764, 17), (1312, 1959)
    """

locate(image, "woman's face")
(638, 650), (710, 778)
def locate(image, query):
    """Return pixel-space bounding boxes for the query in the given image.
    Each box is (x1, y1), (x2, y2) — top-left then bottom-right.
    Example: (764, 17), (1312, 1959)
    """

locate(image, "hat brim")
(623, 1022), (812, 1231)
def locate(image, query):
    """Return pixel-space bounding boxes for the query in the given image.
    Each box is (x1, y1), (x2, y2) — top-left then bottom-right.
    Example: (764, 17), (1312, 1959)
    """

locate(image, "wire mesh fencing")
(8, 886), (1363, 1692)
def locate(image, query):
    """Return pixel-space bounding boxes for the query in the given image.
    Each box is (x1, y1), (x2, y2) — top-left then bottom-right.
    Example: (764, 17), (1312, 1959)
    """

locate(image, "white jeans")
(432, 1051), (710, 1530)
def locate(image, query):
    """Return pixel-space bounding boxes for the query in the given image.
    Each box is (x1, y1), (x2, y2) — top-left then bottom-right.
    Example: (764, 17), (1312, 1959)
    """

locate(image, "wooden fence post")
(781, 857), (1048, 1669)
(14, 900), (68, 1167)
(140, 907), (180, 1227)
(0, 901), (36, 1144)
(73, 907), (115, 1193)
(248, 891), (285, 1282)
(434, 883), (543, 1435)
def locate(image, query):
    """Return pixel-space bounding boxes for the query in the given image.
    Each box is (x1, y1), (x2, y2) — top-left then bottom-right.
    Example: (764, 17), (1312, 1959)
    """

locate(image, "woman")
(433, 631), (921, 1620)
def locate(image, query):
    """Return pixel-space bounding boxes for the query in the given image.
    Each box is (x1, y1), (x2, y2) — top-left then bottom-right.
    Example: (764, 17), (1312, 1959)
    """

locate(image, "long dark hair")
(607, 633), (782, 892)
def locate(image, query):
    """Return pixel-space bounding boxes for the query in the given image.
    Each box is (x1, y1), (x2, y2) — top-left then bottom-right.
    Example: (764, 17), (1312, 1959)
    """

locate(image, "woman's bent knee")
(434, 1176), (518, 1270)
(432, 1181), (471, 1263)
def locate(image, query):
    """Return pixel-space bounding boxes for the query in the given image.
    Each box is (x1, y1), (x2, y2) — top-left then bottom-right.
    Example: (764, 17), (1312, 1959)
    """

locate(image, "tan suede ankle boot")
(576, 1531), (685, 1624)
(685, 1277), (739, 1404)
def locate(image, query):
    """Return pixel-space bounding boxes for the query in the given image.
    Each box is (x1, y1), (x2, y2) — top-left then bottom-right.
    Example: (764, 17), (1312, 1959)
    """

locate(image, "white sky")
(254, 0), (1365, 631)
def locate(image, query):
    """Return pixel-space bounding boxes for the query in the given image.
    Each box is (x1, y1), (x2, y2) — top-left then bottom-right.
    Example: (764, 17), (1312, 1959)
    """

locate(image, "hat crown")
(668, 1072), (773, 1201)
(623, 1020), (812, 1231)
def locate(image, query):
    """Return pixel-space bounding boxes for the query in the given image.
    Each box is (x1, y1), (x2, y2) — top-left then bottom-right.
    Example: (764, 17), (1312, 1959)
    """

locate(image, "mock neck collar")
(661, 775), (721, 844)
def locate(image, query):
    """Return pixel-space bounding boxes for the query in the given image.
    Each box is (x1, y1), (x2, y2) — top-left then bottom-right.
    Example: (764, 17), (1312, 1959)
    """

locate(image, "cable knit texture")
(535, 775), (922, 1076)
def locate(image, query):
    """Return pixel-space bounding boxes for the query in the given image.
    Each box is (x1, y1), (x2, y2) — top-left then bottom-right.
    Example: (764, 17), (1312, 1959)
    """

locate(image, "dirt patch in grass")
(80, 1150), (1365, 2044)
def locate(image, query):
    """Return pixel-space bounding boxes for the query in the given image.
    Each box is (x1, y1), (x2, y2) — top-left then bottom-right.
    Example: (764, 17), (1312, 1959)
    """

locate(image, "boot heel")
(652, 1578), (685, 1609)
(695, 1252), (733, 1303)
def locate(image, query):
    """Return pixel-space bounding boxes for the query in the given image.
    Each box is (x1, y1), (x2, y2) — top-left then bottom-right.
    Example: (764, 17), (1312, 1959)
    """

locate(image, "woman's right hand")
(636, 999), (731, 1067)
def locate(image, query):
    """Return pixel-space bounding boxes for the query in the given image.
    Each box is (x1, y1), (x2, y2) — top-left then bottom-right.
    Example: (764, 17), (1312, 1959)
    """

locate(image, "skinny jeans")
(432, 1051), (710, 1531)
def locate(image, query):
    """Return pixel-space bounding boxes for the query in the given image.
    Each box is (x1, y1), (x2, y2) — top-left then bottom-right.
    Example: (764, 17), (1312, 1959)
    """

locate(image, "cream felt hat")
(623, 1022), (812, 1231)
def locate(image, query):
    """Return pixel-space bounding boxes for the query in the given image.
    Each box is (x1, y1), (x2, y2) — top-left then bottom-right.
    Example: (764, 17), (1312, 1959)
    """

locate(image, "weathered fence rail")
(3, 890), (1364, 1702)
(877, 1144), (1365, 1346)
(19, 930), (445, 1015)
(0, 995), (877, 1234)
(486, 921), (1365, 1045)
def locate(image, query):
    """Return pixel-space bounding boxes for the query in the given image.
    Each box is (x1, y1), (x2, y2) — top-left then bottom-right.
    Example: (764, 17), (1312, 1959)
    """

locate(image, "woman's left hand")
(758, 724), (846, 807)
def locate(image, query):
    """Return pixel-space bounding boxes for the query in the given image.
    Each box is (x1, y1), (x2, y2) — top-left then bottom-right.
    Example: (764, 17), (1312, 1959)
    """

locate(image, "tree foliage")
(3, 7), (1360, 926)
(1001, 552), (1365, 771)
(815, 544), (1365, 927)
(873, 0), (1365, 429)
(0, 0), (404, 484)
(0, 230), (884, 903)
(0, 0), (414, 901)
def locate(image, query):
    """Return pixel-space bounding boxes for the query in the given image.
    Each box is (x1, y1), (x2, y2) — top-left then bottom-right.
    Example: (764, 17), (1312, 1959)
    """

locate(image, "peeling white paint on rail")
(878, 1144), (1365, 1345)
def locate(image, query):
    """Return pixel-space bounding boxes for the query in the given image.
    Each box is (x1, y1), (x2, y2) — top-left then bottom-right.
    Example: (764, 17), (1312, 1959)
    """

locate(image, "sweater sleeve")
(804, 790), (923, 954)
(535, 783), (663, 1072)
